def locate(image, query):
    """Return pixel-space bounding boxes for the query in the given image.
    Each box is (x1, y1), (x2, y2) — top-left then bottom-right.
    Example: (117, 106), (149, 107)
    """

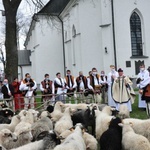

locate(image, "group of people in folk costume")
(1, 64), (150, 117)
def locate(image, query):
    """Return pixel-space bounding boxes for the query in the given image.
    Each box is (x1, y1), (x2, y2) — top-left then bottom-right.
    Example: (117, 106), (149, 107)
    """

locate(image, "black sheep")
(0, 109), (14, 124)
(71, 105), (97, 136)
(0, 116), (11, 124)
(0, 109), (14, 118)
(99, 117), (122, 150)
(36, 130), (61, 149)
(46, 105), (54, 113)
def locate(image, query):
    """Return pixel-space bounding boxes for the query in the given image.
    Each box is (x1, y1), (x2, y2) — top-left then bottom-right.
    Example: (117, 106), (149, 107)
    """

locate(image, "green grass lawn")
(130, 95), (147, 119)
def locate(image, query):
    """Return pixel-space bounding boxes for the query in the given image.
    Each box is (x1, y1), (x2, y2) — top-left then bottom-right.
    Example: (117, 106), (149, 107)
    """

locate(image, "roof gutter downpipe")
(111, 0), (117, 69)
(57, 16), (66, 76)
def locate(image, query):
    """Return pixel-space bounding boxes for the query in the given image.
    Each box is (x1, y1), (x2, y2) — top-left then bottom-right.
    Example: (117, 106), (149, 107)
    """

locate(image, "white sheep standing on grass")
(119, 123), (150, 150)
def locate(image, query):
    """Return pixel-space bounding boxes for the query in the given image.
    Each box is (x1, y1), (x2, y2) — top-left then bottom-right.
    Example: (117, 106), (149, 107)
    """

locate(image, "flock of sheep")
(0, 101), (150, 150)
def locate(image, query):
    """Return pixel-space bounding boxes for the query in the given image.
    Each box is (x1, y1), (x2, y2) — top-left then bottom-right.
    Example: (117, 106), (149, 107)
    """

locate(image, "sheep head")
(0, 129), (18, 143)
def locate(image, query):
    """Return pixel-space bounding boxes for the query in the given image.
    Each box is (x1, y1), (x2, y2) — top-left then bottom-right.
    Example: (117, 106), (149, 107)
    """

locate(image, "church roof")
(18, 50), (31, 66)
(38, 0), (71, 16)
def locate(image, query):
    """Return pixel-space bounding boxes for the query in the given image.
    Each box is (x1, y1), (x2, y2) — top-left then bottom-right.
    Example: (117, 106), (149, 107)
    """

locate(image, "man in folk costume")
(137, 64), (150, 116)
(1, 79), (14, 108)
(107, 65), (119, 107)
(87, 68), (104, 104)
(40, 74), (55, 108)
(100, 70), (108, 104)
(64, 70), (77, 97)
(19, 73), (37, 110)
(54, 72), (66, 103)
(112, 68), (136, 112)
(76, 71), (88, 102)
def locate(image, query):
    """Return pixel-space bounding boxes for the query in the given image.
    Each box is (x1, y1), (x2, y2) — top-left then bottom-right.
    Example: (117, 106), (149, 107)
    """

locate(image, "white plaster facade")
(24, 0), (150, 84)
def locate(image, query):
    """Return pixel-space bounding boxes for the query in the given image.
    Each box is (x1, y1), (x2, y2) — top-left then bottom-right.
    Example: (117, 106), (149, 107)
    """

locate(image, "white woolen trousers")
(24, 97), (35, 110)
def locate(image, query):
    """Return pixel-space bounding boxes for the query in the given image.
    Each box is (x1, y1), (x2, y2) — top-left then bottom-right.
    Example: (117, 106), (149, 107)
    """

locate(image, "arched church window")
(65, 31), (67, 41)
(130, 12), (143, 56)
(72, 25), (76, 37)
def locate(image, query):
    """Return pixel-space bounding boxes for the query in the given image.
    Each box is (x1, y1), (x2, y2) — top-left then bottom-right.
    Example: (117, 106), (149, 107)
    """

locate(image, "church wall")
(113, 0), (150, 77)
(25, 16), (64, 84)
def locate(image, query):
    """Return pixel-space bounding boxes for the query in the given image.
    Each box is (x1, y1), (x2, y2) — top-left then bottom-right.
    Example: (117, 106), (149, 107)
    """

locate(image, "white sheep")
(40, 110), (50, 118)
(59, 129), (97, 150)
(50, 101), (64, 122)
(11, 130), (60, 150)
(31, 116), (53, 141)
(83, 132), (97, 150)
(119, 123), (150, 150)
(123, 118), (150, 141)
(28, 109), (39, 122)
(101, 105), (115, 116)
(95, 109), (114, 140)
(3, 126), (33, 149)
(11, 140), (45, 150)
(0, 129), (17, 147)
(14, 111), (35, 132)
(118, 104), (130, 119)
(0, 115), (20, 132)
(61, 103), (89, 111)
(54, 124), (86, 150)
(54, 107), (73, 135)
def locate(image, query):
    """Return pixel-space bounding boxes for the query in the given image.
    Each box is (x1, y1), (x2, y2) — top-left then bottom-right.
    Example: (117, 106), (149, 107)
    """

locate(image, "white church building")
(22, 0), (150, 84)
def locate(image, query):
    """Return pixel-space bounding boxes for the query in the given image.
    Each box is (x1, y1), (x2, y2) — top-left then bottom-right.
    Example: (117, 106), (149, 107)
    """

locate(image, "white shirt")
(40, 80), (55, 94)
(107, 71), (119, 86)
(64, 76), (77, 89)
(87, 75), (102, 90)
(19, 80), (37, 97)
(54, 77), (66, 87)
(137, 69), (150, 89)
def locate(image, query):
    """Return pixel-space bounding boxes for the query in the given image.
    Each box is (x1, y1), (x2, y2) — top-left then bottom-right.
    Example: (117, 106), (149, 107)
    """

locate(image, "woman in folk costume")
(137, 64), (150, 116)
(12, 77), (24, 110)
(112, 68), (136, 112)
(107, 65), (119, 107)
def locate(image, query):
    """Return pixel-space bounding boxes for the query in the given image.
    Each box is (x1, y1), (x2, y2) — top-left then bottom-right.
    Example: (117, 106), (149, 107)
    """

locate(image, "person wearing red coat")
(12, 77), (24, 111)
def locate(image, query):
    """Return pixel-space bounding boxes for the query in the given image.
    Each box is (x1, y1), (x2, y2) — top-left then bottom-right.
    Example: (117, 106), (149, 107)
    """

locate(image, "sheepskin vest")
(65, 75), (74, 88)
(89, 74), (100, 90)
(76, 76), (87, 92)
(41, 80), (53, 91)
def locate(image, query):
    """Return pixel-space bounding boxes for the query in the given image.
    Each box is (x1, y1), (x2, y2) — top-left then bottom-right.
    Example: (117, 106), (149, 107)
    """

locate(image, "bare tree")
(2, 0), (45, 82)
(2, 0), (22, 82)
